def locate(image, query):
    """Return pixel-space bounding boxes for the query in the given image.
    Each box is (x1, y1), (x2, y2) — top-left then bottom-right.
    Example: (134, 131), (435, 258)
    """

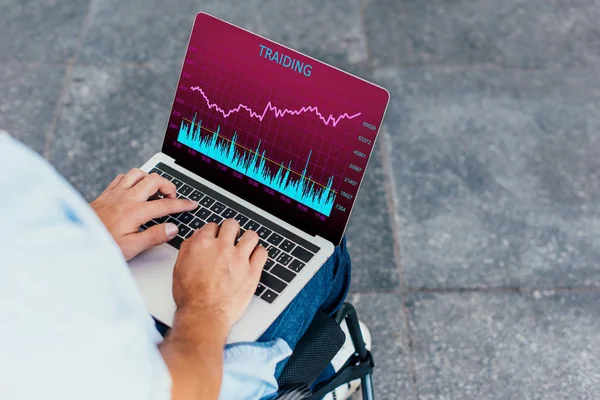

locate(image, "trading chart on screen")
(163, 13), (389, 243)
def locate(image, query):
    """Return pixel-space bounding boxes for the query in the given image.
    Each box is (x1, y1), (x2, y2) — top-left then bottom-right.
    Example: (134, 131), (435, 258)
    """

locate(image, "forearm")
(159, 307), (228, 400)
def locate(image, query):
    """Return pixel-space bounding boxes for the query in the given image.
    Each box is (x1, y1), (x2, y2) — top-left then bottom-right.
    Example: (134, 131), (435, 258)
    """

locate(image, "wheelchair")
(154, 302), (375, 400)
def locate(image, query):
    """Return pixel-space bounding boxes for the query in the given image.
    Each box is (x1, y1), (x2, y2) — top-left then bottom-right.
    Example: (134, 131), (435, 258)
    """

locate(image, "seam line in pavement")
(358, 0), (372, 65)
(359, 0), (421, 395)
(410, 286), (600, 294)
(43, 0), (95, 160)
(378, 127), (420, 400)
(0, 61), (169, 68)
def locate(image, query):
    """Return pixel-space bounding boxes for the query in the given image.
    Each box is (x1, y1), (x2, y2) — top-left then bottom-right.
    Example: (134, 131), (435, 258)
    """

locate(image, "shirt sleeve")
(221, 339), (292, 400)
(0, 133), (171, 400)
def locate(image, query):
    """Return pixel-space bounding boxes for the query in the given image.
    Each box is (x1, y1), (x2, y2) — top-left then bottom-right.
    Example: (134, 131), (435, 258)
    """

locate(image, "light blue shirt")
(0, 133), (291, 400)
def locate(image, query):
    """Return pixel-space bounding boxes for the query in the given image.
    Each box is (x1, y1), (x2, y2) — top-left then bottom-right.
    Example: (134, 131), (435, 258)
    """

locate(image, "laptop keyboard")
(140, 164), (319, 304)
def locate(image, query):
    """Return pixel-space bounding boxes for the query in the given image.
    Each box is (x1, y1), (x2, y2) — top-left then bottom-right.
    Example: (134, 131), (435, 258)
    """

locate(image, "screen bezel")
(161, 13), (390, 245)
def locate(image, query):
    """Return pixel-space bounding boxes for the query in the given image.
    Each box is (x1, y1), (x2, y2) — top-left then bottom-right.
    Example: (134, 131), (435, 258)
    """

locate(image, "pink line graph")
(190, 86), (361, 127)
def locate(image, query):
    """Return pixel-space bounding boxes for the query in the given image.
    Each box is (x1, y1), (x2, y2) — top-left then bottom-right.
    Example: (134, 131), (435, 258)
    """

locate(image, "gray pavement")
(2, 0), (600, 398)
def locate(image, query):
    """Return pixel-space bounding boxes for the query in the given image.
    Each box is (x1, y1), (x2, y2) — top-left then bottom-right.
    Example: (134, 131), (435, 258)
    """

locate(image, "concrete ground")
(2, 0), (600, 399)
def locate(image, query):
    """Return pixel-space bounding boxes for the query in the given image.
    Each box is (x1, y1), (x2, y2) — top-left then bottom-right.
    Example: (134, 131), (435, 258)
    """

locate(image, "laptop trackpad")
(129, 244), (178, 326)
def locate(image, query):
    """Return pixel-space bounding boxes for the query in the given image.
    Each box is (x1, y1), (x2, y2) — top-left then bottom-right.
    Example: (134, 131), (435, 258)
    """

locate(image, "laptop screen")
(162, 13), (389, 245)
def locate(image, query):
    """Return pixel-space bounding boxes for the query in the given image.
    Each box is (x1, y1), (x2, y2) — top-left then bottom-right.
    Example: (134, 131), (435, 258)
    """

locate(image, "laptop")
(129, 12), (390, 344)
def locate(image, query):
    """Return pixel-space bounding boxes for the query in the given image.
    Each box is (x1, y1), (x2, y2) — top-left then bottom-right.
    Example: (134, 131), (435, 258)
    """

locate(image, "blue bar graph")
(177, 115), (336, 216)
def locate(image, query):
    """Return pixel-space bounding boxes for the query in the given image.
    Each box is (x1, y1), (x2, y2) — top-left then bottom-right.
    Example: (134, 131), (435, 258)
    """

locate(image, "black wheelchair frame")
(275, 303), (375, 400)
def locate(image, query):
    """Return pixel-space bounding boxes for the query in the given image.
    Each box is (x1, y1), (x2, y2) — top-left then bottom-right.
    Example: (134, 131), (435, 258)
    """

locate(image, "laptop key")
(264, 259), (275, 271)
(180, 184), (194, 196)
(291, 246), (314, 263)
(261, 289), (277, 304)
(267, 246), (281, 259)
(166, 217), (179, 226)
(195, 207), (211, 220)
(171, 178), (184, 189)
(266, 232), (284, 246)
(244, 220), (261, 232)
(271, 264), (296, 283)
(189, 218), (205, 230)
(168, 235), (184, 250)
(276, 253), (292, 266)
(184, 230), (194, 239)
(149, 167), (162, 175)
(178, 224), (191, 238)
(207, 213), (223, 224)
(260, 271), (286, 293)
(222, 208), (237, 220)
(289, 259), (305, 273)
(258, 239), (269, 248)
(146, 220), (157, 228)
(279, 239), (295, 253)
(200, 196), (215, 208)
(256, 226), (272, 239)
(233, 214), (249, 226)
(177, 212), (194, 225)
(189, 190), (204, 202)
(255, 283), (266, 297)
(155, 215), (168, 223)
(210, 201), (226, 214)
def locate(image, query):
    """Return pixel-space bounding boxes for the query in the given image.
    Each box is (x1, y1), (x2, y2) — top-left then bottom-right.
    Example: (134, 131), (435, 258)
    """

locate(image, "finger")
(249, 246), (268, 274)
(217, 219), (240, 244)
(119, 168), (148, 189)
(198, 222), (219, 238)
(133, 173), (178, 200)
(236, 230), (260, 256)
(120, 222), (179, 260)
(136, 198), (198, 223)
(106, 174), (125, 190)
(179, 226), (203, 250)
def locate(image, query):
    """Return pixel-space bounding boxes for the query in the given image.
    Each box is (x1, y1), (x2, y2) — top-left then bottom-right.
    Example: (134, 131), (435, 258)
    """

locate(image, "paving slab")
(197, 0), (368, 66)
(375, 65), (600, 289)
(0, 64), (66, 155)
(49, 63), (181, 200)
(78, 0), (198, 64)
(348, 292), (415, 399)
(0, 0), (89, 63)
(408, 291), (600, 400)
(346, 142), (400, 291)
(363, 0), (600, 69)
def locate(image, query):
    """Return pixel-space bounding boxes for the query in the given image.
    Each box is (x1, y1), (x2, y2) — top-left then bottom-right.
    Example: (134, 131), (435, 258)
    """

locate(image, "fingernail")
(165, 223), (178, 239)
(189, 200), (199, 207)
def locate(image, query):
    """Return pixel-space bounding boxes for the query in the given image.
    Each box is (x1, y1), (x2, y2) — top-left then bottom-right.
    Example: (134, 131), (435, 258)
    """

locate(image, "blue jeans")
(258, 236), (352, 378)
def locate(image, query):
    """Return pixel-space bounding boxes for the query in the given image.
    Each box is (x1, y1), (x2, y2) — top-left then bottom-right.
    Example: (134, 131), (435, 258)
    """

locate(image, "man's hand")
(159, 220), (268, 400)
(173, 219), (268, 334)
(90, 168), (198, 261)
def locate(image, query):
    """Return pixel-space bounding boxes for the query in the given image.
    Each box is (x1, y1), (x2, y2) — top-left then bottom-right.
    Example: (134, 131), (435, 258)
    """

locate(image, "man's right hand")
(172, 219), (268, 336)
(159, 220), (268, 400)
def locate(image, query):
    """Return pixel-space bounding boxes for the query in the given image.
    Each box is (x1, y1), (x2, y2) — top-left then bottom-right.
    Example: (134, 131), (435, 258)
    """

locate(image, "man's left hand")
(90, 168), (198, 260)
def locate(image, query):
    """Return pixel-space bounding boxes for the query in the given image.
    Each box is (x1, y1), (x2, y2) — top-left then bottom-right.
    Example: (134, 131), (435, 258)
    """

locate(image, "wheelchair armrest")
(277, 309), (346, 389)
